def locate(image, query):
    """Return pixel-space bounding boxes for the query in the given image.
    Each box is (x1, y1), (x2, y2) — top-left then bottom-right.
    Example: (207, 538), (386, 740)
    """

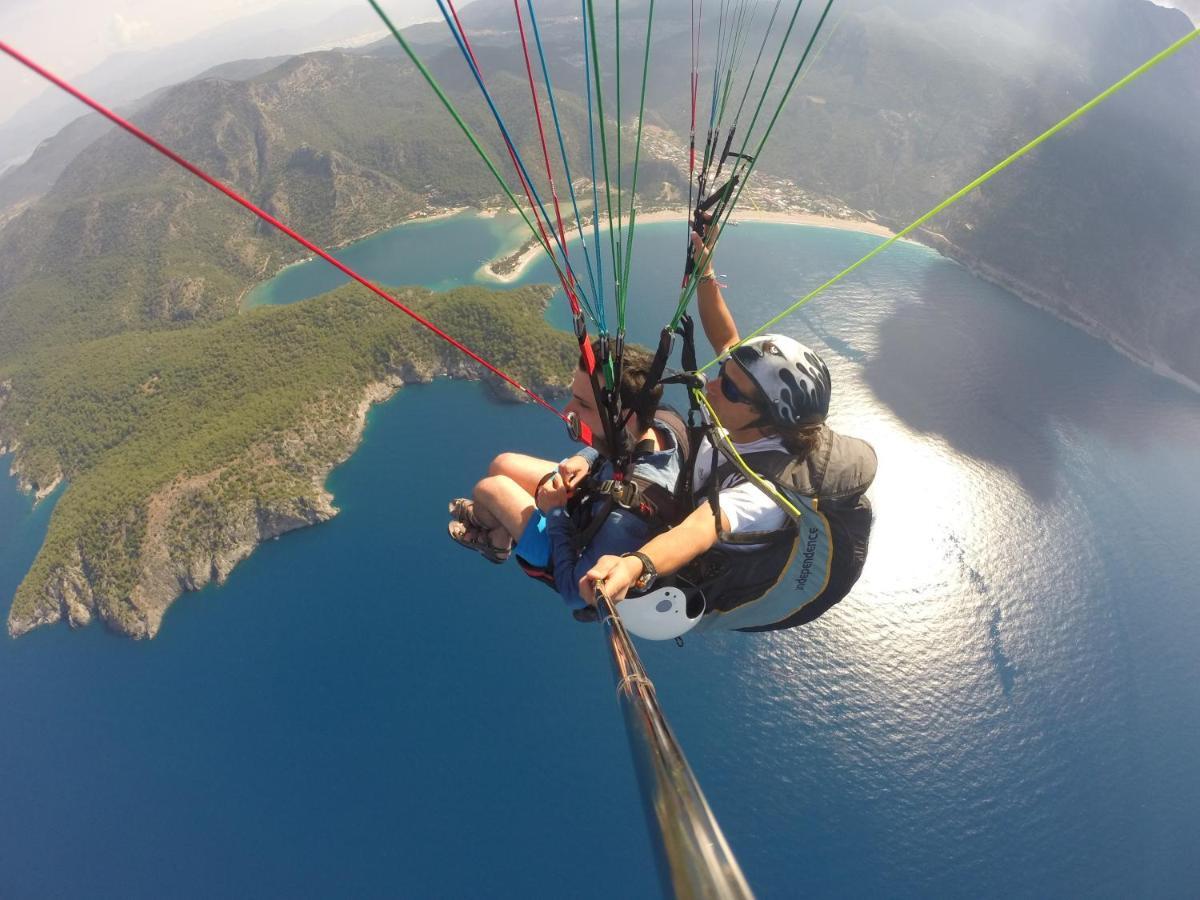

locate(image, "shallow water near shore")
(3, 215), (1199, 897)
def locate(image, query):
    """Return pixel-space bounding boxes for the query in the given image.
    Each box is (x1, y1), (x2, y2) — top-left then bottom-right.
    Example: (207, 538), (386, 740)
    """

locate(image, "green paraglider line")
(703, 24), (1200, 370)
(617, 0), (657, 329)
(675, 0), (834, 328)
(681, 0), (817, 316)
(366, 0), (594, 324)
(730, 0), (783, 129)
(525, 0), (603, 313)
(714, 0), (756, 132)
(586, 0), (621, 345)
(615, 0), (625, 302)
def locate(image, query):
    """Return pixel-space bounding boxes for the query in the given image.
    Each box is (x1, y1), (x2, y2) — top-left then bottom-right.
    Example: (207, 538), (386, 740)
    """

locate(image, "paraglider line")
(514, 0), (571, 265)
(362, 0), (591, 331)
(525, 0), (603, 313)
(435, 0), (596, 322)
(676, 0), (833, 327)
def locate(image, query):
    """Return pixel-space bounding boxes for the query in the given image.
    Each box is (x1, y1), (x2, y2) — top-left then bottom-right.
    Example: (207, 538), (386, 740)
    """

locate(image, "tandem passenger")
(446, 342), (687, 614)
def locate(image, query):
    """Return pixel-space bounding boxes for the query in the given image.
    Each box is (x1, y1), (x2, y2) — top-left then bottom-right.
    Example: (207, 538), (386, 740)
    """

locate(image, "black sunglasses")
(718, 360), (755, 405)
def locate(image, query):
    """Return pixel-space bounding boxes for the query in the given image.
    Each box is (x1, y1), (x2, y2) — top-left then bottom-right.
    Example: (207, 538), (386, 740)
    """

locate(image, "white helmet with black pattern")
(730, 334), (831, 427)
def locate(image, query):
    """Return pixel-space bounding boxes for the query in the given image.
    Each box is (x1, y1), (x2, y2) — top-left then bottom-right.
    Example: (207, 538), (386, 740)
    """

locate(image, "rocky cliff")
(11, 372), (390, 638)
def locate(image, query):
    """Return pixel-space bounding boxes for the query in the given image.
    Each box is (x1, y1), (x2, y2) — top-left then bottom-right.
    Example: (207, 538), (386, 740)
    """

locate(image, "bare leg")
(488, 452), (559, 496)
(448, 453), (559, 551)
(473, 475), (537, 549)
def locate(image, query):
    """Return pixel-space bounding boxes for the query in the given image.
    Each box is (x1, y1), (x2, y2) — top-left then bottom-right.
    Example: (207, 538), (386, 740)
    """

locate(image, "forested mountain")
(0, 57), (293, 224)
(1, 282), (574, 638)
(0, 21), (599, 636)
(3, 0), (1196, 383)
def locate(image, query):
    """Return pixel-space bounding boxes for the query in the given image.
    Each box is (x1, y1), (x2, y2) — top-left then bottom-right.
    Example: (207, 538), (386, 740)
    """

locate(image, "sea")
(2, 212), (1198, 898)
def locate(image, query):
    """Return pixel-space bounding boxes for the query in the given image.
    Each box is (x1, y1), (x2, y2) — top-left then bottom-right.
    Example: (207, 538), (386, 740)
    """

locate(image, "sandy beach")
(404, 205), (469, 224)
(476, 207), (901, 285)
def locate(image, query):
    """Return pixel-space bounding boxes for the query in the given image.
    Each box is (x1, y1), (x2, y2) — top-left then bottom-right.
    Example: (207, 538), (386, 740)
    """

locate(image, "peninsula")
(3, 283), (574, 638)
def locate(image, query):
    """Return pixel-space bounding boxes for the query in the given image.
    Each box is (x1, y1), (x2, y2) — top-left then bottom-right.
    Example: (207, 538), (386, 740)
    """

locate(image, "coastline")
(4, 283), (566, 639)
(468, 206), (1199, 395)
(475, 206), (903, 286)
(9, 203), (1198, 638)
(237, 200), (1200, 397)
(240, 205), (470, 310)
(7, 374), (400, 639)
(920, 230), (1200, 396)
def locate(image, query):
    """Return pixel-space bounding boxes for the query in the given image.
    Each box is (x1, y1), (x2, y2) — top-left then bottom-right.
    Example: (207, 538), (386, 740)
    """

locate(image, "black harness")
(568, 408), (695, 552)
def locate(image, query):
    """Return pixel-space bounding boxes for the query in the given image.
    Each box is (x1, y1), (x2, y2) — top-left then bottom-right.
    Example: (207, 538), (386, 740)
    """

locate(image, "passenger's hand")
(536, 470), (572, 512)
(580, 554), (642, 606)
(690, 229), (712, 276)
(558, 455), (590, 490)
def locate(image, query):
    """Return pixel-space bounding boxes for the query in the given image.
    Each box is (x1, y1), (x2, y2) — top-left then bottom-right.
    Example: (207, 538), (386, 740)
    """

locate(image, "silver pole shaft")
(598, 593), (755, 900)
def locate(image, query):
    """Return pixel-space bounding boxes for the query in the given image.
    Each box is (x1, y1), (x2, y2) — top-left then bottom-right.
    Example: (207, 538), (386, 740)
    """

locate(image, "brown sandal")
(448, 497), (483, 527)
(447, 520), (512, 564)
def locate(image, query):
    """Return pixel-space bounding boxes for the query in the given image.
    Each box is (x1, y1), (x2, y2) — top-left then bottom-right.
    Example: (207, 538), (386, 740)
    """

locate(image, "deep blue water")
(3, 217), (1199, 897)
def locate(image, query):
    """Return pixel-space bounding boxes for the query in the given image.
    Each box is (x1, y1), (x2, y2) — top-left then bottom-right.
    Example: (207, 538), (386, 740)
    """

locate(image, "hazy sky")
(2, 0), (1193, 126)
(0, 0), (432, 122)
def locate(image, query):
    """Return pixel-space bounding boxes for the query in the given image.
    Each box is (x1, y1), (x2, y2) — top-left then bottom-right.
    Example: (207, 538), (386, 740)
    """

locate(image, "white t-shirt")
(692, 434), (789, 539)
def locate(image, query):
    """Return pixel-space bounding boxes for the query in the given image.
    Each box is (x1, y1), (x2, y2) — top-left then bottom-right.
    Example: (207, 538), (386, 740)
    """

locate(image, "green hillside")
(3, 282), (574, 637)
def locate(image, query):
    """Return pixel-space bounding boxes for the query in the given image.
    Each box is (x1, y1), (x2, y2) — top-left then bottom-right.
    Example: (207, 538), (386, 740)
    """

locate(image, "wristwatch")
(622, 551), (657, 592)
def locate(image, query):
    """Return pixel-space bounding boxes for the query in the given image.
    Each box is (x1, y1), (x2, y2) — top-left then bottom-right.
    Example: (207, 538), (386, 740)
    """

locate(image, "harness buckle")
(598, 478), (640, 509)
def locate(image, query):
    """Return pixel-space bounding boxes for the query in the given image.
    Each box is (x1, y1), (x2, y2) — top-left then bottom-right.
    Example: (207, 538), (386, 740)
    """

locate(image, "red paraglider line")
(514, 0), (571, 271)
(442, 0), (582, 317)
(0, 39), (577, 431)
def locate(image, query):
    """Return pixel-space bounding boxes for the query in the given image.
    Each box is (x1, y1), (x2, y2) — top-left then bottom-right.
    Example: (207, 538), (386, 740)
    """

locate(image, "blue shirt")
(544, 419), (684, 609)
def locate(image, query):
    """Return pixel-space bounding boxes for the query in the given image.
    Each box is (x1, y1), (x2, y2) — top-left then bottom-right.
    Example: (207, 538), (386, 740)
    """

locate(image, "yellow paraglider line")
(702, 25), (1200, 371)
(691, 388), (805, 521)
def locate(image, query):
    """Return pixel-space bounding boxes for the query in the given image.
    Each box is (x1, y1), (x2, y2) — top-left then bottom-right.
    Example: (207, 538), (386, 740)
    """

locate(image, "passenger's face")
(563, 368), (608, 449)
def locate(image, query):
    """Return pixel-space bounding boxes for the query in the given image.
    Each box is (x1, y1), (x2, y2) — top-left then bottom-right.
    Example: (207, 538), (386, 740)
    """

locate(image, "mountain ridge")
(7, 0), (1195, 385)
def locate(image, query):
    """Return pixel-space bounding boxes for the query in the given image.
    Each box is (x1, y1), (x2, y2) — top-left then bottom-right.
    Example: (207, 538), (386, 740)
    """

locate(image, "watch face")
(626, 553), (654, 592)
